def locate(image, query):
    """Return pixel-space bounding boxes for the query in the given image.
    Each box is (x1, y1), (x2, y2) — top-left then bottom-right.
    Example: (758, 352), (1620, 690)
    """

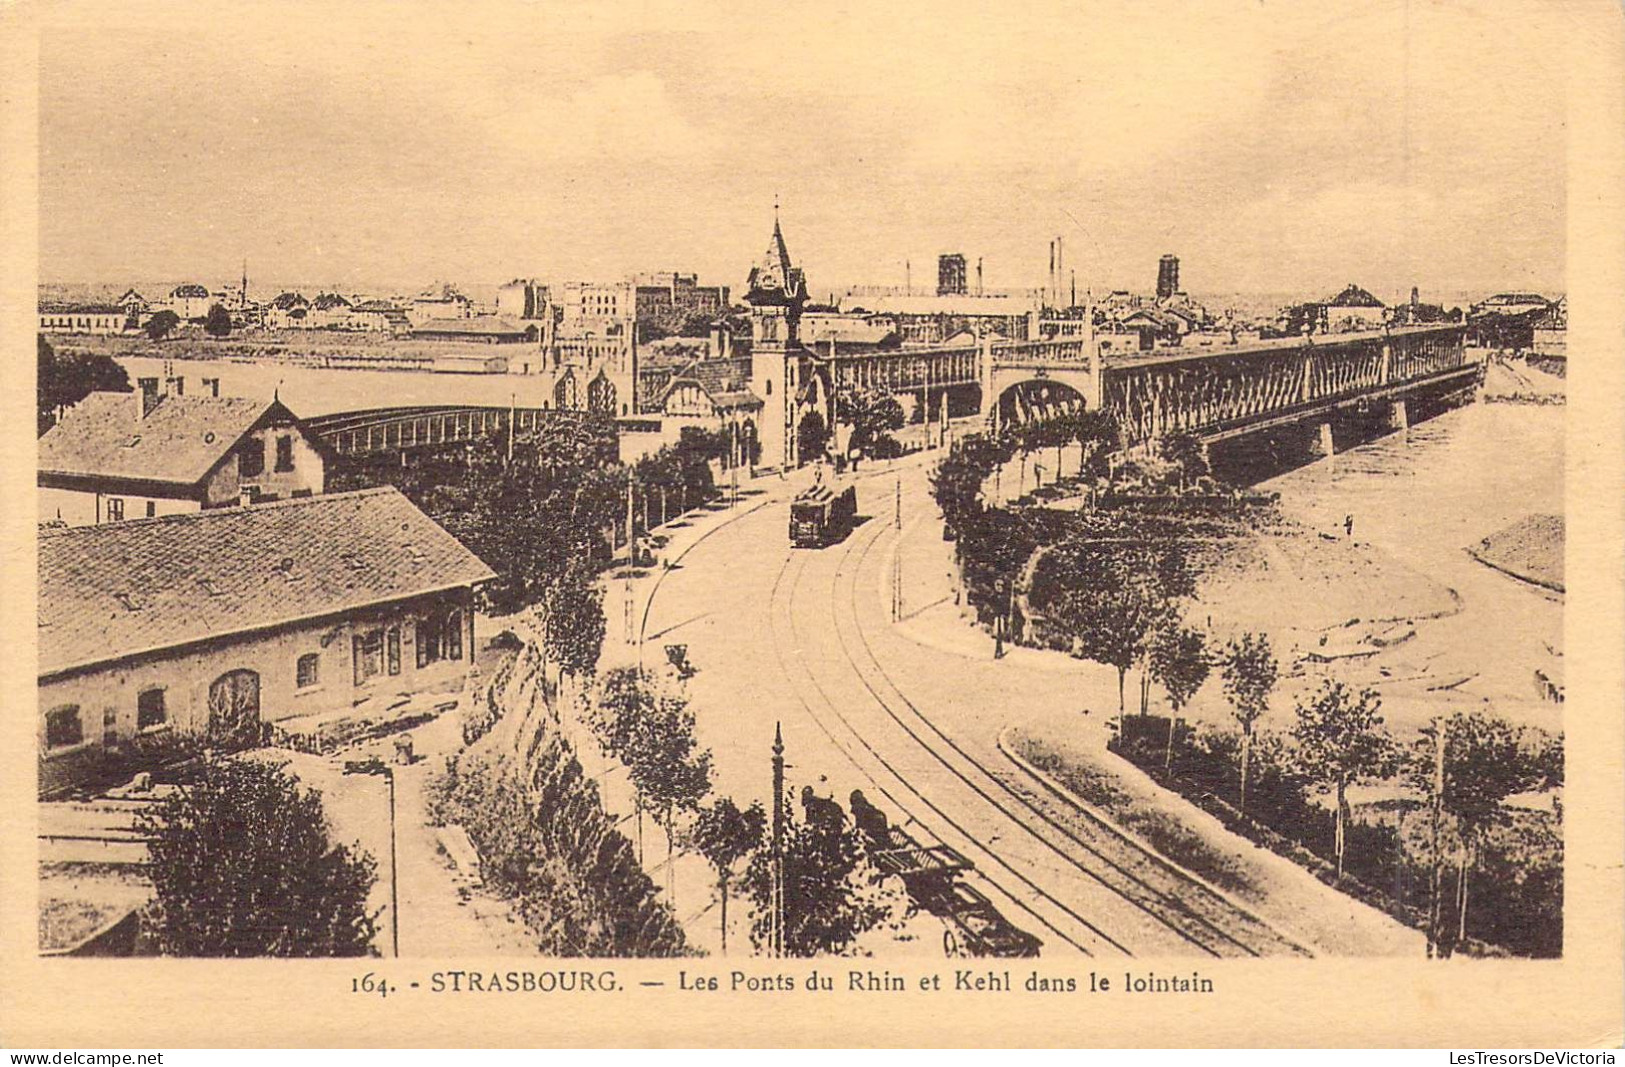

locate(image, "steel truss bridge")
(809, 324), (1474, 448)
(303, 404), (565, 458)
(308, 326), (1474, 462)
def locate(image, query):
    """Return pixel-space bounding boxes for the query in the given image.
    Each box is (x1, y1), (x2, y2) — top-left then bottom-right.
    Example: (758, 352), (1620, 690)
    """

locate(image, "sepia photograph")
(3, 0), (1622, 1050)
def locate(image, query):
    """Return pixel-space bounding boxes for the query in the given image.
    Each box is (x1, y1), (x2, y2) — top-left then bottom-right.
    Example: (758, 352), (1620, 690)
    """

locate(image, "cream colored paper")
(1, 0), (1621, 1048)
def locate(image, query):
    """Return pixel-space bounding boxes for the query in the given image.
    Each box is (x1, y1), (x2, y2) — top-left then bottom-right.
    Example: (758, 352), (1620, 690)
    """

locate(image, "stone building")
(36, 487), (494, 796)
(38, 381), (326, 525)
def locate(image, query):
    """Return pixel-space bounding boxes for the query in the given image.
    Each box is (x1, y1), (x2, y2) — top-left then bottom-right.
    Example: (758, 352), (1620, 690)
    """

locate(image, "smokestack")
(136, 377), (160, 422)
(977, 257), (984, 296)
(1071, 270), (1076, 309)
(1056, 236), (1064, 309)
(1048, 241), (1055, 308)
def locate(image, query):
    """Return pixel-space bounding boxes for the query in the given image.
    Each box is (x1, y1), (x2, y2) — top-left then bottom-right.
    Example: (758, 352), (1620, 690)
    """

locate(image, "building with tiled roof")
(37, 378), (326, 526)
(410, 315), (538, 344)
(348, 299), (411, 334)
(38, 302), (129, 335)
(169, 283), (213, 320)
(36, 486), (495, 795)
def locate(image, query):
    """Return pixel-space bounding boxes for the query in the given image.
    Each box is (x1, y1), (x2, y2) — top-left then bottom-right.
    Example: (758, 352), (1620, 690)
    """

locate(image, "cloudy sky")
(39, 0), (1568, 301)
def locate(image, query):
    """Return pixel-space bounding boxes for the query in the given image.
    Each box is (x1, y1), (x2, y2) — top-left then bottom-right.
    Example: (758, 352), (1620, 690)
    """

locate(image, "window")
(145, 501), (156, 518)
(417, 610), (464, 667)
(353, 630), (384, 685)
(296, 653), (320, 689)
(240, 438), (265, 477)
(103, 707), (119, 746)
(137, 688), (166, 729)
(387, 628), (401, 676)
(275, 436), (295, 472)
(105, 497), (124, 522)
(45, 706), (82, 750)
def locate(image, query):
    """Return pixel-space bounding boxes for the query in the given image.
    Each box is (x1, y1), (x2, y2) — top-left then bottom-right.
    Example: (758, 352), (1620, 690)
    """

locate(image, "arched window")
(766, 379), (772, 396)
(296, 653), (320, 689)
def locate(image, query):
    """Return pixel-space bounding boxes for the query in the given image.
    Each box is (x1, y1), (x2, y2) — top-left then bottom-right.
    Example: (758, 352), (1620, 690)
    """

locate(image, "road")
(639, 454), (1313, 958)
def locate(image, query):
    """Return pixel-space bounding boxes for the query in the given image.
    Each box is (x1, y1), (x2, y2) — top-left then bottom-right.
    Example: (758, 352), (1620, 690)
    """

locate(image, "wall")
(38, 590), (478, 796)
(38, 485), (200, 526)
(203, 424), (326, 506)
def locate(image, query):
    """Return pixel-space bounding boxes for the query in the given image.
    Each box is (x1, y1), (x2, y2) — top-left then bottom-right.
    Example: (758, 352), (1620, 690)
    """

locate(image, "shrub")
(137, 759), (377, 957)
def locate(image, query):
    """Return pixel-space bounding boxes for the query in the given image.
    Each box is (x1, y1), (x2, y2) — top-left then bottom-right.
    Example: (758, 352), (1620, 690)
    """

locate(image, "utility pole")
(387, 767), (398, 958)
(771, 723), (786, 959)
(507, 392), (516, 463)
(1428, 719), (1446, 958)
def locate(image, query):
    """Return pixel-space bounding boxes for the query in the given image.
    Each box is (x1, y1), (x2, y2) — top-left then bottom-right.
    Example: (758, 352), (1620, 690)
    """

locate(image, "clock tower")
(745, 207), (809, 469)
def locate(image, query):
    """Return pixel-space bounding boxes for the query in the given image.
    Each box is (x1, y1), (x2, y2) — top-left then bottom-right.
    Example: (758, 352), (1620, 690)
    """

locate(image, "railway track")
(821, 505), (1313, 958)
(767, 547), (1120, 957)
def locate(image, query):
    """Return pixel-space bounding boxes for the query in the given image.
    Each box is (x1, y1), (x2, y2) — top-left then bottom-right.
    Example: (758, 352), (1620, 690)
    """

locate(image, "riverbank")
(1468, 514), (1564, 593)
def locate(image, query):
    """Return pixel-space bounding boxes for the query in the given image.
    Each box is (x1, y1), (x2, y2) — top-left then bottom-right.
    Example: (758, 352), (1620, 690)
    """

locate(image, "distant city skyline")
(39, 2), (1565, 298)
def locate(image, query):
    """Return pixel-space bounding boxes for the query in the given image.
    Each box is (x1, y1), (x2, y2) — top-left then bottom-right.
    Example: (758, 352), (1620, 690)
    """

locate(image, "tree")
(743, 796), (909, 956)
(1290, 680), (1395, 878)
(1159, 432), (1209, 491)
(628, 691), (713, 908)
(835, 386), (905, 463)
(798, 410), (830, 464)
(136, 758), (377, 956)
(145, 309), (180, 340)
(204, 303), (233, 337)
(1412, 712), (1544, 953)
(536, 563), (606, 693)
(589, 667), (712, 899)
(37, 335), (132, 435)
(691, 797), (766, 953)
(1042, 545), (1177, 733)
(1219, 632), (1278, 815)
(1149, 622), (1209, 772)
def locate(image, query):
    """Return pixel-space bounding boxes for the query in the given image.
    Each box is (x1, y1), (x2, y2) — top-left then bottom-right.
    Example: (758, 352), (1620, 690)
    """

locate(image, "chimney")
(166, 376), (184, 396)
(136, 377), (160, 421)
(239, 487), (256, 508)
(202, 377), (221, 397)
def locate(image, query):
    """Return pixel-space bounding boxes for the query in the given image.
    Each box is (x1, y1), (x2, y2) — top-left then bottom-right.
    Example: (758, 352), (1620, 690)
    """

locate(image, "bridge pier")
(1387, 398), (1410, 438)
(1306, 420), (1336, 462)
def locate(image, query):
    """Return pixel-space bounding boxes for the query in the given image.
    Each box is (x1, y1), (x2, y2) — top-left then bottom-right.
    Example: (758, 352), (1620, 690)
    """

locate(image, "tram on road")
(789, 482), (857, 548)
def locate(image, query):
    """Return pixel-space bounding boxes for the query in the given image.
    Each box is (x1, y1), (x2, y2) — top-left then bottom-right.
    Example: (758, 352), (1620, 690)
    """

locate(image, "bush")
(137, 759), (378, 957)
(430, 741), (689, 957)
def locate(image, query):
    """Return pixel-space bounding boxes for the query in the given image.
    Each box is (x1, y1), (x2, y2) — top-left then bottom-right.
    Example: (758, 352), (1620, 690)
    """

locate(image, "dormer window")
(275, 436), (294, 472)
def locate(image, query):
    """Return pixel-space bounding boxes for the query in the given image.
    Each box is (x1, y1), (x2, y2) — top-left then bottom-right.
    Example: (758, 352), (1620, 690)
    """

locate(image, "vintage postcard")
(0, 0), (1621, 1049)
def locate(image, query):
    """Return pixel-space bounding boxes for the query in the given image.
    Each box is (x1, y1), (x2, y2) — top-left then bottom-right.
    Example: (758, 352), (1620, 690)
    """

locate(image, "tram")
(789, 482), (857, 548)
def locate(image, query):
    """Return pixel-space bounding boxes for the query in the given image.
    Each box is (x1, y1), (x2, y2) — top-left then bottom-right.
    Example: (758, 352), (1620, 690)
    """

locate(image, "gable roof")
(171, 283), (210, 299)
(269, 291), (309, 310)
(661, 356), (762, 412)
(38, 487), (496, 677)
(37, 392), (296, 487)
(312, 292), (353, 310)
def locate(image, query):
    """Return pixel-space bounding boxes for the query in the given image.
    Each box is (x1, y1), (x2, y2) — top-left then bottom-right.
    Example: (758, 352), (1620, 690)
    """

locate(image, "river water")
(1261, 400), (1565, 734)
(115, 355), (552, 417)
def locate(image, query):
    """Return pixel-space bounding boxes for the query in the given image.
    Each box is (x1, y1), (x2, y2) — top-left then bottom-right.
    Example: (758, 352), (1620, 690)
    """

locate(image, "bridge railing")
(991, 338), (1091, 365)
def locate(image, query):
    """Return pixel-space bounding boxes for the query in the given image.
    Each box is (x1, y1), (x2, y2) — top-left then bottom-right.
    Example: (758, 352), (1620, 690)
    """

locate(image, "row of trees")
(332, 421), (728, 621)
(1116, 630), (1562, 957)
(584, 667), (908, 956)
